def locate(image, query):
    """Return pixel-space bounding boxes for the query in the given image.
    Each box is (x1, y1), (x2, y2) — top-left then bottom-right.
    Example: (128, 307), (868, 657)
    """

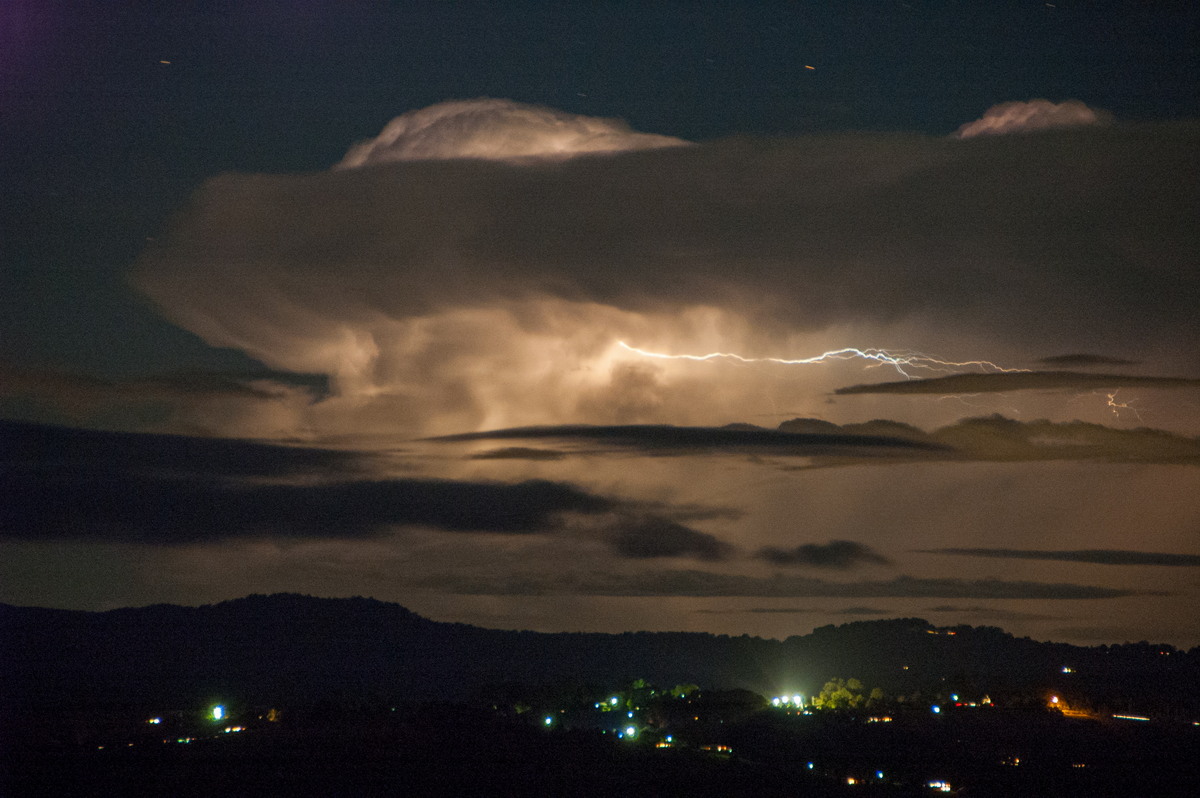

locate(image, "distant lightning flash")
(616, 341), (1025, 378)
(1105, 391), (1142, 422)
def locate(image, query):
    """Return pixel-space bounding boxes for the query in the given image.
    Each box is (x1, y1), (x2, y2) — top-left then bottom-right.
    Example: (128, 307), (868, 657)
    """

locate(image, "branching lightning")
(616, 341), (1026, 378)
(1105, 391), (1143, 422)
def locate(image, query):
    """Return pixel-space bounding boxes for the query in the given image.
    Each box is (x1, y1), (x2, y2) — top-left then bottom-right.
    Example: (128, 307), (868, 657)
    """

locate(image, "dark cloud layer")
(835, 371), (1200, 395)
(919, 548), (1200, 567)
(0, 418), (362, 480)
(1036, 354), (1140, 368)
(430, 424), (947, 456)
(695, 606), (890, 616)
(605, 516), (733, 561)
(436, 417), (1200, 467)
(757, 540), (891, 569)
(0, 467), (610, 543)
(0, 420), (726, 560)
(430, 570), (1154, 599)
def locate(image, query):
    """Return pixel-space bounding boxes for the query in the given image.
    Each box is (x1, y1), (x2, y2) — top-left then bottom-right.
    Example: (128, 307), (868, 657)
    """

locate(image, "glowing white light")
(792, 695), (803, 707)
(211, 705), (225, 721)
(147, 717), (161, 725)
(931, 705), (940, 714)
(610, 697), (619, 705)
(544, 716), (553, 726)
(625, 725), (636, 737)
(617, 341), (1025, 378)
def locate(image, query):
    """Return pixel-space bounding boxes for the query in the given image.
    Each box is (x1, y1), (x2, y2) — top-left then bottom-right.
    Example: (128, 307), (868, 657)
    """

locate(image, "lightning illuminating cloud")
(617, 341), (1026, 378)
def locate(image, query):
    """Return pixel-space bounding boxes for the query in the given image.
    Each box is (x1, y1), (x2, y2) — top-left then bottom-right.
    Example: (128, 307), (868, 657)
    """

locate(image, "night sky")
(3, 1), (1199, 646)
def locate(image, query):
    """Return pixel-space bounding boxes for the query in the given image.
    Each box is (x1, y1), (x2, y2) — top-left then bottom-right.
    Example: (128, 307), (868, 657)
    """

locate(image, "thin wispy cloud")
(919, 548), (1200, 567)
(835, 371), (1200, 396)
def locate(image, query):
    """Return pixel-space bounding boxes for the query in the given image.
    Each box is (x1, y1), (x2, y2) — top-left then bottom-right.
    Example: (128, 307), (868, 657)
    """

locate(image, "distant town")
(4, 595), (1198, 796)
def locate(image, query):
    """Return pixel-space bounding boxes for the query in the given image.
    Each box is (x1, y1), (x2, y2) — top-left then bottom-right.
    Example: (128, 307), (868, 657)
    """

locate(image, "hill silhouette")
(4, 594), (1197, 716)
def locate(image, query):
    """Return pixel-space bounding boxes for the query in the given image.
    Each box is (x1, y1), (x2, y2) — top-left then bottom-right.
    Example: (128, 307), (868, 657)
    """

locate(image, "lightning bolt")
(617, 341), (1025, 378)
(1105, 391), (1143, 422)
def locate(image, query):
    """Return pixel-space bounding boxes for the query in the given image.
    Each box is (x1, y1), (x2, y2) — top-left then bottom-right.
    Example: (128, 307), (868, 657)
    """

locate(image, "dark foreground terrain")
(4, 594), (1199, 795)
(6, 700), (1199, 797)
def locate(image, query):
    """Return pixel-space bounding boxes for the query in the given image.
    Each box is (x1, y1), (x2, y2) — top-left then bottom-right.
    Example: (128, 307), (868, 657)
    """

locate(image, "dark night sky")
(2, 1), (1199, 645)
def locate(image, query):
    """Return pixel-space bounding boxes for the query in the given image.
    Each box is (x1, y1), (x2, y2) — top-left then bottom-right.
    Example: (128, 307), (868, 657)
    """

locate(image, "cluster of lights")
(770, 694), (804, 708)
(928, 780), (952, 792)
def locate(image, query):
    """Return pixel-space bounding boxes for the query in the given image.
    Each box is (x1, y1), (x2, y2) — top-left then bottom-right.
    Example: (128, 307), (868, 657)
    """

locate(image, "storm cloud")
(130, 101), (1200, 439)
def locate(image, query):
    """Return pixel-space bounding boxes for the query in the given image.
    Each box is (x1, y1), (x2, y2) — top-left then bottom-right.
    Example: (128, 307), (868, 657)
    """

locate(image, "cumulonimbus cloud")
(130, 101), (1200, 438)
(954, 99), (1112, 138)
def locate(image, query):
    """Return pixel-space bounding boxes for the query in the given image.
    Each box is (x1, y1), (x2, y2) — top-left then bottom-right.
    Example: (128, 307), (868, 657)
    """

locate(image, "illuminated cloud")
(918, 548), (1200, 567)
(131, 110), (1200, 439)
(954, 99), (1112, 138)
(756, 540), (891, 569)
(336, 98), (687, 167)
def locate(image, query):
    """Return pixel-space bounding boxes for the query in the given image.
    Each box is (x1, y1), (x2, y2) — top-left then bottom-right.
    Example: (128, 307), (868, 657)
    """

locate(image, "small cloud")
(604, 515), (733, 561)
(955, 99), (1112, 139)
(337, 98), (687, 167)
(469, 447), (567, 461)
(917, 548), (1200, 567)
(757, 540), (891, 569)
